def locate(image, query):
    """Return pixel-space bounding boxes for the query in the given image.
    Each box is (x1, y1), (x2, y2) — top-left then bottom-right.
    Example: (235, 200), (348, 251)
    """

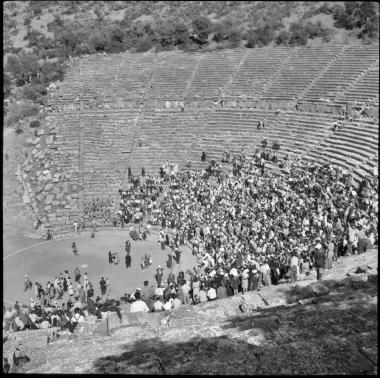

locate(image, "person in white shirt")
(206, 285), (217, 301)
(130, 292), (149, 313)
(172, 294), (182, 310)
(153, 297), (164, 312)
(155, 285), (165, 297)
(163, 298), (173, 311)
(290, 253), (299, 283)
(260, 261), (271, 286)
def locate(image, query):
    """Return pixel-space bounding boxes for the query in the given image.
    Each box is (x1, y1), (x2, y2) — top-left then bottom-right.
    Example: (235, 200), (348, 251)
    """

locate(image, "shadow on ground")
(87, 278), (377, 375)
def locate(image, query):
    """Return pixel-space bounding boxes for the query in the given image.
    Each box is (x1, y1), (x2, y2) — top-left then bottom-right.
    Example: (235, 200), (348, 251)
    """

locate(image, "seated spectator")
(153, 296), (164, 312)
(130, 292), (149, 313)
(172, 294), (182, 310)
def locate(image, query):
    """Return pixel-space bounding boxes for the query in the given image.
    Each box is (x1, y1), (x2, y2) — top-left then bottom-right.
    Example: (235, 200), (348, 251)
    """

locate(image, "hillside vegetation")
(3, 1), (379, 132)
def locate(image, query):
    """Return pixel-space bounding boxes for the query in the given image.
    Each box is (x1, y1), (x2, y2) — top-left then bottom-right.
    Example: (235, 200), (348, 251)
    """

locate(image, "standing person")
(72, 242), (79, 256)
(241, 268), (249, 293)
(105, 277), (110, 296)
(46, 229), (52, 240)
(23, 275), (33, 292)
(326, 238), (334, 269)
(260, 260), (271, 286)
(100, 277), (106, 296)
(91, 220), (97, 238)
(125, 253), (131, 268)
(83, 273), (89, 291)
(201, 151), (207, 162)
(155, 266), (164, 286)
(73, 220), (79, 234)
(314, 242), (326, 281)
(290, 253), (298, 283)
(108, 251), (113, 265)
(175, 248), (181, 264)
(167, 254), (173, 269)
(74, 267), (81, 283)
(125, 240), (131, 254)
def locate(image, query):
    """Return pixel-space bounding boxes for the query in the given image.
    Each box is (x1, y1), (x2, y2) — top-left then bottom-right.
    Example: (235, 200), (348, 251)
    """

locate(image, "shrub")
(245, 25), (275, 48)
(29, 120), (41, 128)
(135, 37), (155, 52)
(316, 2), (332, 14)
(192, 16), (212, 44)
(23, 85), (40, 101)
(89, 31), (109, 51)
(275, 30), (290, 45)
(24, 16), (32, 26)
(5, 101), (40, 127)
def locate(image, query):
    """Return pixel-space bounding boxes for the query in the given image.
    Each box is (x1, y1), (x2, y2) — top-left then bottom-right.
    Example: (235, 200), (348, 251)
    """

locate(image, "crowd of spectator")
(118, 176), (163, 227)
(83, 196), (113, 225)
(4, 149), (377, 337)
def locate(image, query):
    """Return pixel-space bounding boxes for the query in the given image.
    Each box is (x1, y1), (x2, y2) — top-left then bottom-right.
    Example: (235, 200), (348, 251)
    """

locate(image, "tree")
(192, 16), (212, 43)
(108, 25), (124, 43)
(89, 31), (109, 51)
(29, 120), (41, 128)
(5, 53), (40, 86)
(275, 30), (290, 45)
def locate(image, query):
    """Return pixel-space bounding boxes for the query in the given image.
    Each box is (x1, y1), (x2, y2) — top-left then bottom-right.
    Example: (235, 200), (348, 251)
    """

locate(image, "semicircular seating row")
(58, 44), (379, 105)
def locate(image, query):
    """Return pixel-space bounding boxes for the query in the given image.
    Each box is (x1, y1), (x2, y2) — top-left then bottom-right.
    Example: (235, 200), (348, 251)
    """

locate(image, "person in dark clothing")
(72, 242), (78, 256)
(100, 277), (107, 296)
(108, 251), (113, 265)
(167, 254), (173, 269)
(314, 244), (326, 281)
(125, 254), (131, 268)
(155, 268), (163, 286)
(125, 240), (131, 254)
(175, 248), (181, 264)
(201, 151), (207, 162)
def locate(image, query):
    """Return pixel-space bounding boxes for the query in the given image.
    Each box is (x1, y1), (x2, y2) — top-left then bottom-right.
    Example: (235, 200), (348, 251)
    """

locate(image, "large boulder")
(310, 282), (330, 297)
(342, 274), (369, 289)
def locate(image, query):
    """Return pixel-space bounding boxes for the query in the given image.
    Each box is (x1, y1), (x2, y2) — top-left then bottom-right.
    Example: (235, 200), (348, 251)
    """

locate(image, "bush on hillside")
(135, 36), (155, 52)
(5, 101), (40, 128)
(245, 25), (275, 48)
(89, 31), (109, 51)
(275, 30), (290, 45)
(332, 1), (378, 39)
(5, 53), (40, 86)
(23, 84), (47, 102)
(316, 2), (333, 14)
(192, 16), (213, 44)
(29, 119), (41, 128)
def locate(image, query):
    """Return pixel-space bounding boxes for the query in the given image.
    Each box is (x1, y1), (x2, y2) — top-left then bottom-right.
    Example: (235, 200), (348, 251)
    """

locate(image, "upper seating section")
(148, 52), (199, 99)
(50, 45), (379, 106)
(185, 50), (246, 99)
(302, 45), (379, 103)
(227, 48), (294, 98)
(263, 46), (345, 101)
(341, 64), (379, 104)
